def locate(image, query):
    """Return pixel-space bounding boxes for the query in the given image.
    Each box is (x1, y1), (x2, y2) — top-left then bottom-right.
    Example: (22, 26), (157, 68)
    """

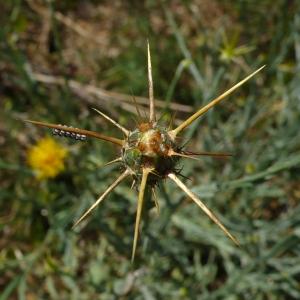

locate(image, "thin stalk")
(164, 59), (191, 112)
(164, 8), (205, 89)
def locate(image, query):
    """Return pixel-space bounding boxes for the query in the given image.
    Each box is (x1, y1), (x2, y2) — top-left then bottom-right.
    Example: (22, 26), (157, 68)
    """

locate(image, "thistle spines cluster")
(24, 41), (265, 262)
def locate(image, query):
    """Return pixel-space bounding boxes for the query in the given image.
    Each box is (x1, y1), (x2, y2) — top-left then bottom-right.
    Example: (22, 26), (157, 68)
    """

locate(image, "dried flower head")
(27, 136), (68, 180)
(24, 42), (264, 261)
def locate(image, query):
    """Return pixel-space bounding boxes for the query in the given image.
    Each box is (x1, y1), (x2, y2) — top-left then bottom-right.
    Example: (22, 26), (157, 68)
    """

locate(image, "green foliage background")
(1, 0), (300, 299)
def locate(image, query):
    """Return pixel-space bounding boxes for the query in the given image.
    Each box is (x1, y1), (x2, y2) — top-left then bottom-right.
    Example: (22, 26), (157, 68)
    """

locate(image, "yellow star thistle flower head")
(23, 41), (265, 261)
(27, 137), (68, 180)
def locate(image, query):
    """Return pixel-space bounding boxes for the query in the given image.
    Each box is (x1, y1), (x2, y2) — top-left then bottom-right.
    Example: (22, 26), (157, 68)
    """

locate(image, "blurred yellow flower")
(219, 31), (254, 63)
(27, 137), (68, 180)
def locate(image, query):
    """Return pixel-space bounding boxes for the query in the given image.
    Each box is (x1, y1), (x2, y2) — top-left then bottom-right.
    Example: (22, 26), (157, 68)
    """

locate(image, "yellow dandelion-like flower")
(27, 137), (68, 180)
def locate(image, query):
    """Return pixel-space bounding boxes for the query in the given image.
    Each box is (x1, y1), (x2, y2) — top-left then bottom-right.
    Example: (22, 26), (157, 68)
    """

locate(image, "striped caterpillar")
(52, 125), (87, 141)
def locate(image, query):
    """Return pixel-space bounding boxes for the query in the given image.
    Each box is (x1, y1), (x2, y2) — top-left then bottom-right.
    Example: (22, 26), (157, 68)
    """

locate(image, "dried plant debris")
(24, 41), (265, 262)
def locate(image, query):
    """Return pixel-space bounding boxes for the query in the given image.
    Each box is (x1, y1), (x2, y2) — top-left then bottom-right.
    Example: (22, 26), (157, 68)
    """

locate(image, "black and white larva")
(52, 125), (87, 141)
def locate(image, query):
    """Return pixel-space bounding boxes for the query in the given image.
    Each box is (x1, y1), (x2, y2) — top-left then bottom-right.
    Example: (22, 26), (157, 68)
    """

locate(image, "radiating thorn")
(152, 187), (160, 215)
(73, 169), (130, 228)
(23, 119), (124, 146)
(185, 151), (232, 157)
(149, 169), (160, 177)
(131, 168), (152, 262)
(183, 151), (233, 158)
(168, 149), (201, 161)
(147, 40), (156, 123)
(92, 108), (130, 136)
(168, 173), (240, 246)
(169, 65), (266, 139)
(101, 157), (123, 168)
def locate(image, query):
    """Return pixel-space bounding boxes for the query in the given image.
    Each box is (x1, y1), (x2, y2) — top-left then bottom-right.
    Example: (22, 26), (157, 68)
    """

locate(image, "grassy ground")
(1, 0), (300, 299)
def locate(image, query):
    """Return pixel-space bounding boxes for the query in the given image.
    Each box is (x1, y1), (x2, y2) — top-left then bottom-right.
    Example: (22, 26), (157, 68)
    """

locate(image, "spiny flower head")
(27, 136), (68, 180)
(24, 41), (265, 261)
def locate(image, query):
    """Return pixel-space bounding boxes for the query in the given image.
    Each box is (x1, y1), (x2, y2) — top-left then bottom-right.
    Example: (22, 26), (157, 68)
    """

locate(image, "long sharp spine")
(131, 168), (152, 262)
(169, 65), (266, 139)
(73, 169), (131, 228)
(147, 40), (156, 123)
(168, 173), (240, 246)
